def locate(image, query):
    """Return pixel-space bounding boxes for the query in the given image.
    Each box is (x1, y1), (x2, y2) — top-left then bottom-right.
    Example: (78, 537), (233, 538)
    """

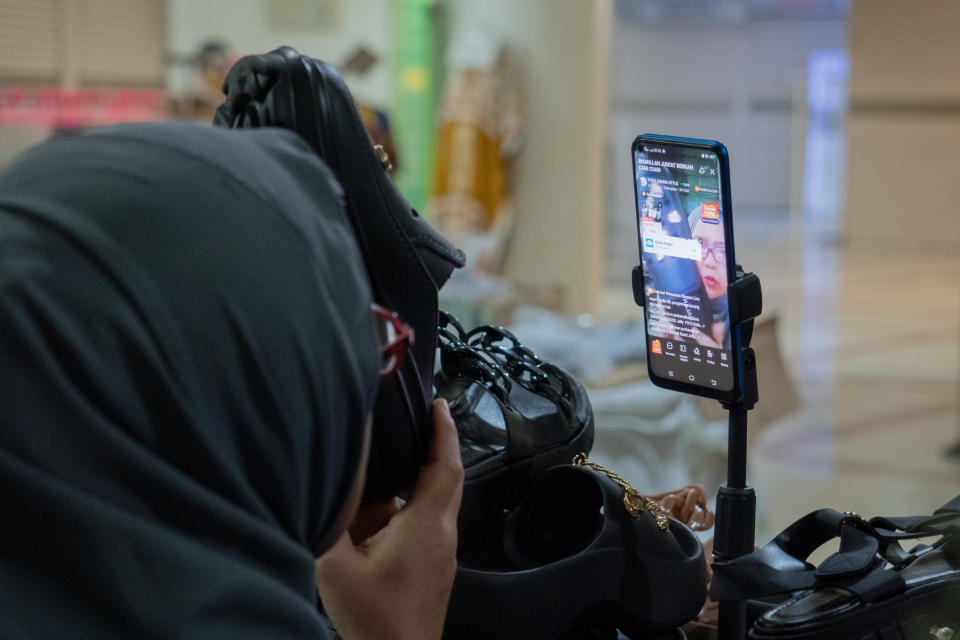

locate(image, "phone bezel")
(631, 133), (742, 402)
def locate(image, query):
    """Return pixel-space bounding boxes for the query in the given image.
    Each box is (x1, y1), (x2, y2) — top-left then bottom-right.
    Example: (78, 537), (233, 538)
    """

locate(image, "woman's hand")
(315, 399), (463, 640)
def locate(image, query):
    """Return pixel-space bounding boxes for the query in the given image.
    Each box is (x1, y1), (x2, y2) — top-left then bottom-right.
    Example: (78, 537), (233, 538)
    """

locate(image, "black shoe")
(444, 463), (707, 640)
(215, 47), (465, 500)
(436, 312), (595, 548)
(710, 496), (960, 640)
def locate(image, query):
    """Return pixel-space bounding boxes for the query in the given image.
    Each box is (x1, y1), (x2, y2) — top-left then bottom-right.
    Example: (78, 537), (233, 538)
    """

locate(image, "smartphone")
(631, 134), (741, 401)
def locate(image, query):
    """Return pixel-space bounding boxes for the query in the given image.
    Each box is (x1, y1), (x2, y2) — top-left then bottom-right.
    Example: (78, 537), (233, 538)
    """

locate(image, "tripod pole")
(632, 265), (762, 639)
(714, 401), (756, 640)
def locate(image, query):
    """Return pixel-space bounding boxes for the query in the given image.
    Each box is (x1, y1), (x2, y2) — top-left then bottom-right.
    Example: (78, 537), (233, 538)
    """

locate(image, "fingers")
(405, 399), (463, 522)
(316, 401), (462, 640)
(427, 399), (460, 467)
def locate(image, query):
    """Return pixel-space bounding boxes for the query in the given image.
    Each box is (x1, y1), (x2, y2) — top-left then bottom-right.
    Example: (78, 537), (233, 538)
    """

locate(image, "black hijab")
(0, 122), (380, 637)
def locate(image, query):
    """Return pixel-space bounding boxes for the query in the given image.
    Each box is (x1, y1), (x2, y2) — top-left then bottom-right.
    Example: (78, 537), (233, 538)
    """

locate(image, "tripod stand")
(712, 269), (761, 640)
(633, 265), (762, 640)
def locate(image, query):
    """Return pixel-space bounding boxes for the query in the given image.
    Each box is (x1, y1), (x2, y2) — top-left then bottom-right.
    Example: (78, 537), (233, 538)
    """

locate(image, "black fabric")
(0, 122), (380, 638)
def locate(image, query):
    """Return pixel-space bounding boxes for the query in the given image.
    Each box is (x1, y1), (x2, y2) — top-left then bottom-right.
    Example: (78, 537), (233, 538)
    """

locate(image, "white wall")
(844, 0), (960, 250)
(166, 0), (391, 106)
(605, 19), (846, 286)
(448, 0), (610, 314)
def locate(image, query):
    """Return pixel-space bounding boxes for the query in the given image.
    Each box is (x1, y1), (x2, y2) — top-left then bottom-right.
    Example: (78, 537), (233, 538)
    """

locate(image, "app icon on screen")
(701, 202), (720, 223)
(645, 238), (654, 248)
(651, 340), (662, 354)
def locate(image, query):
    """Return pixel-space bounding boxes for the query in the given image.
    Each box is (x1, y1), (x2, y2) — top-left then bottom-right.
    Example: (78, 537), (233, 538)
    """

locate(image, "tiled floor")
(602, 213), (960, 544)
(739, 216), (960, 542)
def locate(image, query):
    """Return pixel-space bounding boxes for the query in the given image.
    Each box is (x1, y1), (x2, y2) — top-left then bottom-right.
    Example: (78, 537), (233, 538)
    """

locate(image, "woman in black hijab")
(0, 122), (461, 639)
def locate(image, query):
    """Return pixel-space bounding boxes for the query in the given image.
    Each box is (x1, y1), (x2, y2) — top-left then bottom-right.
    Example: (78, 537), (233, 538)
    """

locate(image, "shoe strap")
(465, 324), (540, 363)
(464, 325), (574, 417)
(572, 454), (670, 531)
(844, 566), (906, 603)
(711, 509), (881, 601)
(711, 494), (960, 602)
(438, 341), (511, 399)
(869, 494), (960, 540)
(867, 494), (960, 565)
(440, 318), (573, 416)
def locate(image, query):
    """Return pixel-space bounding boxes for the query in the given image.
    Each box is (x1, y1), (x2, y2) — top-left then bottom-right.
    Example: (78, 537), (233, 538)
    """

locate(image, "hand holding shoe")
(315, 400), (463, 640)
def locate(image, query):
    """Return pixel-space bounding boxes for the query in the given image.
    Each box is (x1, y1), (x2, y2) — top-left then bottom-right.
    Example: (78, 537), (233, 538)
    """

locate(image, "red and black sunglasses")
(371, 304), (415, 377)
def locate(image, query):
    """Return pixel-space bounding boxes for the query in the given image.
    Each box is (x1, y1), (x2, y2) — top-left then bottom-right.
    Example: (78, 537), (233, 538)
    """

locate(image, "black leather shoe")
(444, 464), (707, 639)
(436, 313), (595, 548)
(215, 47), (465, 500)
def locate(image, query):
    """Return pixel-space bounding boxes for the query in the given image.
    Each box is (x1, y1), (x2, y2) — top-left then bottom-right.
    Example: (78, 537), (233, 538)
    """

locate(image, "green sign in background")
(392, 0), (439, 214)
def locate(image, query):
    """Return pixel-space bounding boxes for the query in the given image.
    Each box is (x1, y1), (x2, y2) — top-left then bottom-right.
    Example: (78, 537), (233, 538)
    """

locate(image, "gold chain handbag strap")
(572, 453), (670, 532)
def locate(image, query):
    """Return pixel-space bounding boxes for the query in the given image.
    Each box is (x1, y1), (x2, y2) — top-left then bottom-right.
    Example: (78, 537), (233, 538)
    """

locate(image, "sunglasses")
(371, 304), (415, 377)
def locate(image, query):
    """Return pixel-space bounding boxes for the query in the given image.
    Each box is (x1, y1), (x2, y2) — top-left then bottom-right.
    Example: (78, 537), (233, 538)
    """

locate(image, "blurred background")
(1, 0), (958, 540)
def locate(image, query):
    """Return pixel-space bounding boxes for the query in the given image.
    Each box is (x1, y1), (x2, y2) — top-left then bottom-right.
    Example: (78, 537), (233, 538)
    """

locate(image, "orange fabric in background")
(431, 69), (516, 236)
(433, 119), (505, 232)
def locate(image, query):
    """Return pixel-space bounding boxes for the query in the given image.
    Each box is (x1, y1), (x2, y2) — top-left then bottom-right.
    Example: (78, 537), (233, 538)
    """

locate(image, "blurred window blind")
(74, 0), (165, 87)
(845, 0), (960, 249)
(0, 0), (62, 84)
(0, 0), (165, 87)
(849, 0), (960, 105)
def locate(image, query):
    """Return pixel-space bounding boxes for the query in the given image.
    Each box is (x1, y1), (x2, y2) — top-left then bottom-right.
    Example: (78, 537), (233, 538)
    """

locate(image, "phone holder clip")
(724, 266), (761, 411)
(631, 264), (646, 307)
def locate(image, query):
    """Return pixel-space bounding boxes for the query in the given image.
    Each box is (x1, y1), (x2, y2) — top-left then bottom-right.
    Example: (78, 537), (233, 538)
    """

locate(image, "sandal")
(436, 312), (594, 546)
(444, 460), (707, 639)
(710, 496), (960, 639)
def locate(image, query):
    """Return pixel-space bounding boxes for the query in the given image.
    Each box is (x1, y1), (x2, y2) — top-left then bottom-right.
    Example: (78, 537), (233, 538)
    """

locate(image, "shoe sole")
(749, 577), (960, 640)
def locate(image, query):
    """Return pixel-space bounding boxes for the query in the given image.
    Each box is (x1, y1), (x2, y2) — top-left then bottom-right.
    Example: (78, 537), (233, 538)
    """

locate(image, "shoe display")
(710, 496), (960, 640)
(436, 312), (594, 547)
(443, 462), (707, 639)
(214, 47), (465, 500)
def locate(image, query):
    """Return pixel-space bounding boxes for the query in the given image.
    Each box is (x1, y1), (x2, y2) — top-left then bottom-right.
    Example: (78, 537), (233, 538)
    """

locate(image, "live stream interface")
(634, 144), (733, 391)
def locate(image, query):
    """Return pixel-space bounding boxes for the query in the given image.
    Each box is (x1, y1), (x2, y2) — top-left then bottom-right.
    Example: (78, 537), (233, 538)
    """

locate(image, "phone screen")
(634, 141), (734, 393)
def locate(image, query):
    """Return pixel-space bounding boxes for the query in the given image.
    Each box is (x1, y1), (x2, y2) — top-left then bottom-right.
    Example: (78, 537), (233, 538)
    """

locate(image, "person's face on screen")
(693, 218), (726, 300)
